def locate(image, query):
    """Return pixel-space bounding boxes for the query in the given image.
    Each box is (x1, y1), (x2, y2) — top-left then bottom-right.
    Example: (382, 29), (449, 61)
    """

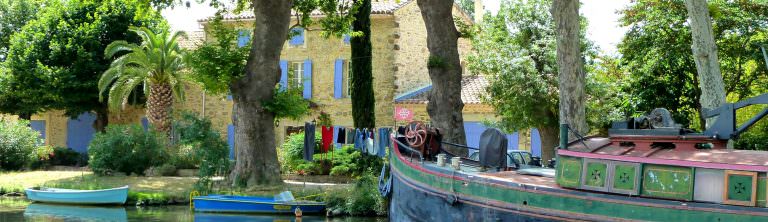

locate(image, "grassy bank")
(0, 171), (345, 206)
(0, 170), (196, 205)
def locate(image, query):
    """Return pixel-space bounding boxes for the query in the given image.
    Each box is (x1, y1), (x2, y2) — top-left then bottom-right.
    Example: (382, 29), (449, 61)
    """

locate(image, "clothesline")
(302, 122), (392, 162)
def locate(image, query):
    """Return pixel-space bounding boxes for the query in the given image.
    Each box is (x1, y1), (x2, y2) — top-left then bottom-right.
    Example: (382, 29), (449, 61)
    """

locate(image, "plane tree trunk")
(552, 0), (588, 147)
(684, 0), (726, 127)
(229, 0), (292, 187)
(416, 0), (467, 156)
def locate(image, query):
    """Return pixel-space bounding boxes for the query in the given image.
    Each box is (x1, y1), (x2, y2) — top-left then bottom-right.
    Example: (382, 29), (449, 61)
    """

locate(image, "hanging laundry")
(346, 128), (355, 144)
(303, 122), (315, 161)
(336, 127), (346, 147)
(354, 129), (363, 151)
(377, 128), (390, 157)
(321, 126), (333, 152)
(366, 129), (375, 155)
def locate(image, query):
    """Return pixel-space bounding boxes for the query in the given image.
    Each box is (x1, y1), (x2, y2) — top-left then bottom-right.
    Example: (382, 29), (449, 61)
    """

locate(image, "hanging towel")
(377, 128), (389, 157)
(366, 130), (375, 155)
(303, 122), (315, 161)
(347, 128), (355, 144)
(321, 126), (333, 152)
(336, 127), (346, 144)
(354, 129), (363, 151)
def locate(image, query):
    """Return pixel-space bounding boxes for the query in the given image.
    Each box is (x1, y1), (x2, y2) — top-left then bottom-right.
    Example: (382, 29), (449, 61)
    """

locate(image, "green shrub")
(0, 120), (42, 170)
(279, 131), (383, 177)
(172, 112), (229, 193)
(50, 147), (87, 166)
(170, 144), (198, 169)
(156, 163), (177, 176)
(88, 124), (168, 176)
(279, 131), (321, 174)
(30, 145), (54, 169)
(325, 175), (388, 216)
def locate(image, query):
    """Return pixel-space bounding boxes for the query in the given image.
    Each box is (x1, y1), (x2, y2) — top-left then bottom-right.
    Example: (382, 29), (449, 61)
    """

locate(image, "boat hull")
(389, 144), (768, 222)
(193, 195), (325, 214)
(24, 186), (129, 205)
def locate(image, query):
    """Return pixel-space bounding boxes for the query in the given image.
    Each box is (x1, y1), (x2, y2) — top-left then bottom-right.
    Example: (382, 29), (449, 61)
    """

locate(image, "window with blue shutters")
(237, 30), (250, 47)
(288, 27), (305, 46)
(30, 120), (46, 142)
(334, 59), (350, 99)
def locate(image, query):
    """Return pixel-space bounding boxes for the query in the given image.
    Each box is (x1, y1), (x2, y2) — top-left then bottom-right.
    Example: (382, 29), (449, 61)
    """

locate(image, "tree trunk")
(417, 0), (467, 156)
(538, 125), (559, 163)
(147, 83), (173, 133)
(93, 106), (109, 132)
(351, 0), (375, 129)
(552, 0), (588, 140)
(684, 0), (726, 127)
(229, 0), (292, 187)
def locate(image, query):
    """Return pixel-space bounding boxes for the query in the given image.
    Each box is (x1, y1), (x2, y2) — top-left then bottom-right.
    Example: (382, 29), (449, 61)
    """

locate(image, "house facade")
(5, 0), (543, 156)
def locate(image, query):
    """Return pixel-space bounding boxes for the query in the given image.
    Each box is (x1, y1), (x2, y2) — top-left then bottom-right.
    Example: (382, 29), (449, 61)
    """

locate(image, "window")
(288, 62), (303, 89)
(342, 60), (350, 98)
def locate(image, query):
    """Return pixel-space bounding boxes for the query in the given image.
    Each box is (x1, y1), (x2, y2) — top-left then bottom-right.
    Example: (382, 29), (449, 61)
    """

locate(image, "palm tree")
(99, 27), (185, 134)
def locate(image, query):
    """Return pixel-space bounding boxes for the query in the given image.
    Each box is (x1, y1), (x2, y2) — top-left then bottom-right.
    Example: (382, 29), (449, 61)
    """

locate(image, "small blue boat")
(25, 186), (129, 205)
(193, 194), (326, 214)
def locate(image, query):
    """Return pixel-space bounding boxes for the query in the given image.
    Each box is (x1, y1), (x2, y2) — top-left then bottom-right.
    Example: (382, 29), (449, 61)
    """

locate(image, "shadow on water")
(0, 197), (387, 222)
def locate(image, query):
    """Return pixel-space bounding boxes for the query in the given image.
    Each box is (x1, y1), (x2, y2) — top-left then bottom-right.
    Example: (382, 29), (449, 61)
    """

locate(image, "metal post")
(559, 124), (568, 149)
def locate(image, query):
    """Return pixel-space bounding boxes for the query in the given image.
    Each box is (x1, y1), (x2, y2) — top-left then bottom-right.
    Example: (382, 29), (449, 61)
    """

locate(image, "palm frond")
(104, 41), (138, 59)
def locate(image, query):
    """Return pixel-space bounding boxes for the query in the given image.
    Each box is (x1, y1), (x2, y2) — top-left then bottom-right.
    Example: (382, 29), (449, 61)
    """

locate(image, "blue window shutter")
(334, 59), (343, 99)
(237, 30), (250, 47)
(30, 120), (46, 140)
(343, 34), (350, 44)
(303, 59), (312, 99)
(279, 60), (288, 91)
(289, 28), (304, 46)
(228, 124), (235, 160)
(141, 117), (149, 131)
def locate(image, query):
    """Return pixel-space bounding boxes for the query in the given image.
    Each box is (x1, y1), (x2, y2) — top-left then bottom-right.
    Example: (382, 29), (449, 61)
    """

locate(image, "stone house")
(11, 0), (543, 156)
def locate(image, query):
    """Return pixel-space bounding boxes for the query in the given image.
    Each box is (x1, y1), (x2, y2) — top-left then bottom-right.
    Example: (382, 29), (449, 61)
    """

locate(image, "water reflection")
(0, 198), (385, 222)
(24, 203), (127, 222)
(194, 213), (329, 222)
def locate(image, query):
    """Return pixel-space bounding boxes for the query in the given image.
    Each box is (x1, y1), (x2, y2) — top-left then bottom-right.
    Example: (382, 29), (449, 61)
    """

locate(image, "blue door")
(67, 113), (97, 153)
(531, 128), (542, 157)
(30, 120), (46, 143)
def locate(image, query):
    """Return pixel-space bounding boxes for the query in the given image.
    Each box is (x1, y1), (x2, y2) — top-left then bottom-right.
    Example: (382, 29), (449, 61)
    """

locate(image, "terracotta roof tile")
(394, 75), (489, 105)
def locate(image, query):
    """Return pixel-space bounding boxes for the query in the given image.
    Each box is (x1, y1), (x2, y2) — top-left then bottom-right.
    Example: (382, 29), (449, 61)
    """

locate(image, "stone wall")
(392, 2), (475, 96)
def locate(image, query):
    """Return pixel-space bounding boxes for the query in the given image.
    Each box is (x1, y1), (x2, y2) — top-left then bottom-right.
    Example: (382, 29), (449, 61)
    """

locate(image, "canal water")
(0, 198), (386, 222)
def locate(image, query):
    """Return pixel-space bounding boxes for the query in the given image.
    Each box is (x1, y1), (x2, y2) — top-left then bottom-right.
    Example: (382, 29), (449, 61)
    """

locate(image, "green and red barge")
(388, 94), (768, 221)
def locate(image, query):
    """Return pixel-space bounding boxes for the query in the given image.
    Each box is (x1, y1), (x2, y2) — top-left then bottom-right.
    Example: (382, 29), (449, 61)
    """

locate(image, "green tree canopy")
(0, 0), (166, 125)
(0, 0), (45, 62)
(468, 0), (621, 160)
(618, 0), (768, 128)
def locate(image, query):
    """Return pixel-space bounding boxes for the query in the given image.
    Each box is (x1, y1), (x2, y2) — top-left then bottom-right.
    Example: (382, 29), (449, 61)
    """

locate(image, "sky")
(163, 0), (630, 54)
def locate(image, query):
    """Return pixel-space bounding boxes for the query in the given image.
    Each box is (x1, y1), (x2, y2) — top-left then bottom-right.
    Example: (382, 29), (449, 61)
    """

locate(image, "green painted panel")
(613, 164), (637, 191)
(758, 176), (766, 207)
(641, 164), (694, 201)
(391, 151), (768, 221)
(556, 156), (582, 188)
(584, 161), (608, 188)
(727, 174), (754, 202)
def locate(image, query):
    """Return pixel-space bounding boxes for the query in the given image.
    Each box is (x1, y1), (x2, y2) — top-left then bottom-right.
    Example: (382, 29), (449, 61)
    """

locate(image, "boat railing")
(392, 135), (424, 163)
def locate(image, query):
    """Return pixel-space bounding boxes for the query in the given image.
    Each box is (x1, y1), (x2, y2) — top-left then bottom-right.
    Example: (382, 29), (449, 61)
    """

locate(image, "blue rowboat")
(25, 186), (129, 205)
(193, 195), (326, 214)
